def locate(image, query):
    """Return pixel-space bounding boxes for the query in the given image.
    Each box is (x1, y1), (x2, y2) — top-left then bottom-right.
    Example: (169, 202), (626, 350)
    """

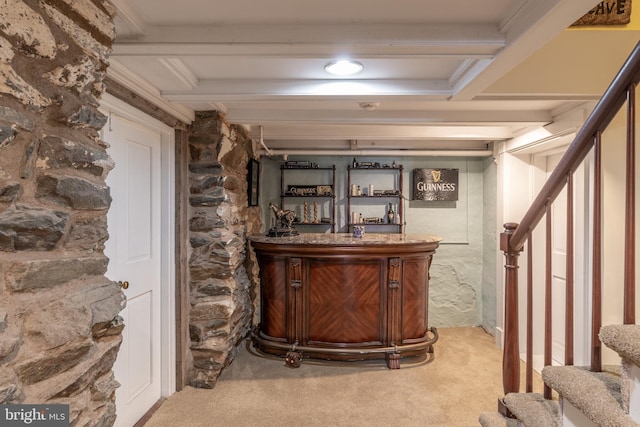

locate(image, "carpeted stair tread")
(503, 392), (559, 427)
(600, 325), (640, 367)
(542, 365), (637, 427)
(478, 411), (518, 427)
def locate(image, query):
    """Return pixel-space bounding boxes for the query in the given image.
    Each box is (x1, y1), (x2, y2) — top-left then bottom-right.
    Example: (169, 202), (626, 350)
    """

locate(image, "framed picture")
(247, 158), (260, 206)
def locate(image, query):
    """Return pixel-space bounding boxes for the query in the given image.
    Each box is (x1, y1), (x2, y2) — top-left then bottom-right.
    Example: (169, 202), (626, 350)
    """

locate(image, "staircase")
(480, 41), (640, 427)
(481, 325), (640, 426)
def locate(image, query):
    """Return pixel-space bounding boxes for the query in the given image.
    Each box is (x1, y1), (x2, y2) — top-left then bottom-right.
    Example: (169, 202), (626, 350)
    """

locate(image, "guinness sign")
(413, 168), (459, 201)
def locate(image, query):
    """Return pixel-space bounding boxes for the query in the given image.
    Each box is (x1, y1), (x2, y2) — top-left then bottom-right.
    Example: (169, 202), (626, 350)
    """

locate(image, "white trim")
(562, 398), (598, 427)
(109, 0), (146, 36)
(160, 115), (176, 397)
(630, 364), (640, 422)
(158, 58), (199, 89)
(99, 93), (177, 399)
(495, 326), (504, 349)
(106, 59), (195, 124)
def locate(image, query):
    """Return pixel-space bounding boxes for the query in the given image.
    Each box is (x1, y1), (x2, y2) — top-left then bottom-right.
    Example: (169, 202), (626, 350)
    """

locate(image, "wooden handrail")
(508, 42), (640, 253)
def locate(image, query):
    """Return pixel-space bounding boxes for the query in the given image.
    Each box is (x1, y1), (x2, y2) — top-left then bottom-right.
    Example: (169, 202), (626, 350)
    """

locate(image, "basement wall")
(0, 1), (123, 425)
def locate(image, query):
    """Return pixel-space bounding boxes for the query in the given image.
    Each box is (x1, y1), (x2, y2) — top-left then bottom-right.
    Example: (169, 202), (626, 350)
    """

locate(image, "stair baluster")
(624, 83), (636, 326)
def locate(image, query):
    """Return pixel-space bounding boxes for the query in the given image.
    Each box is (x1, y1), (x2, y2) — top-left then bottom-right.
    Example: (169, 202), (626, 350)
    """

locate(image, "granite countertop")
(248, 233), (443, 245)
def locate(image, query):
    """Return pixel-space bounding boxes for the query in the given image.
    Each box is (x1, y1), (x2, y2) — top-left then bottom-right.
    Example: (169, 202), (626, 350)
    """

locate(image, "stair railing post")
(501, 223), (522, 395)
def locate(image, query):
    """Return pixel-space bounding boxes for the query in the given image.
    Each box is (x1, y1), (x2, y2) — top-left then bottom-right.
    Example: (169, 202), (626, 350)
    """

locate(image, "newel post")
(501, 223), (522, 395)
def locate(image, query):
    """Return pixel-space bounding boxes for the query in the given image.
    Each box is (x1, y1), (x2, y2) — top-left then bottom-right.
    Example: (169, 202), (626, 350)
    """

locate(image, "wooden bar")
(625, 83), (636, 325)
(249, 233), (441, 369)
(566, 173), (574, 366)
(592, 132), (603, 373)
(290, 258), (303, 344)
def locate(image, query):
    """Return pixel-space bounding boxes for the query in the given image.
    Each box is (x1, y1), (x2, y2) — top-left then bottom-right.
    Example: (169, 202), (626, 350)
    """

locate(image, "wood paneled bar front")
(248, 233), (442, 369)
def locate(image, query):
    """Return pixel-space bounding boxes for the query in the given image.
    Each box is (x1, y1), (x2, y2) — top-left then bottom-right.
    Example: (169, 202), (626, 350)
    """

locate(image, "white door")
(104, 112), (162, 426)
(548, 152), (567, 365)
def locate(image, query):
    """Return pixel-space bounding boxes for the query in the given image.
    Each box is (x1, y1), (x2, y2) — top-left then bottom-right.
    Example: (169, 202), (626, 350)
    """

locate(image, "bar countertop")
(248, 232), (443, 246)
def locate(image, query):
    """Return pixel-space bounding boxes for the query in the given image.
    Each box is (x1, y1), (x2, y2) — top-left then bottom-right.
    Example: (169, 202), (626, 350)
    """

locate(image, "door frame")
(100, 93), (177, 398)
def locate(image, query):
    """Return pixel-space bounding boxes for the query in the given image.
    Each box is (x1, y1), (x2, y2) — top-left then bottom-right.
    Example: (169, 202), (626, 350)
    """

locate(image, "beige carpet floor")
(143, 327), (539, 427)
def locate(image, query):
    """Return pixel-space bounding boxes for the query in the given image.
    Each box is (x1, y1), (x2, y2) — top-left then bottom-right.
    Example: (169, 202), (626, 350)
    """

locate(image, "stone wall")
(186, 111), (258, 388)
(0, 0), (123, 426)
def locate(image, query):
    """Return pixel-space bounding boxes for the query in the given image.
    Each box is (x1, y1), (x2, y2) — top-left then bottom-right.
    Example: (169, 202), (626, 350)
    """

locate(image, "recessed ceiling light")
(324, 60), (363, 76)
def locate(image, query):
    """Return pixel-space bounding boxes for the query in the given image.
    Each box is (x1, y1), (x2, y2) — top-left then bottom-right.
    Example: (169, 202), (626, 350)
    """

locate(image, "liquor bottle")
(387, 203), (395, 224)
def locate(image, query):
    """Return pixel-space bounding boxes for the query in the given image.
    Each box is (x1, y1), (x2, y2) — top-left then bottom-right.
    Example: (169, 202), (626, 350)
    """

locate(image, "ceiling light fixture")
(324, 60), (363, 76)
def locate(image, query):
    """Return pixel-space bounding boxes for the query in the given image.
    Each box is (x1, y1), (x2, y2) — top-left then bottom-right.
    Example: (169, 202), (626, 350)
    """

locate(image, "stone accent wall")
(187, 111), (258, 388)
(0, 1), (123, 426)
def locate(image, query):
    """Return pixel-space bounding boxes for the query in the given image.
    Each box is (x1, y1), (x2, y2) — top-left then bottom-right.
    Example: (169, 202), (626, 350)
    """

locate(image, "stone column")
(186, 111), (258, 387)
(0, 1), (124, 425)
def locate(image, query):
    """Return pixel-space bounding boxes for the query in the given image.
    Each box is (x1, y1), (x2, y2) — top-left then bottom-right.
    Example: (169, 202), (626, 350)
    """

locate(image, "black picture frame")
(247, 158), (260, 206)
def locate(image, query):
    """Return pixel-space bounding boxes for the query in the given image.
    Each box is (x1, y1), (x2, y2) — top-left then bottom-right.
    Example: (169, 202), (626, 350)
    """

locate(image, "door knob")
(118, 281), (129, 290)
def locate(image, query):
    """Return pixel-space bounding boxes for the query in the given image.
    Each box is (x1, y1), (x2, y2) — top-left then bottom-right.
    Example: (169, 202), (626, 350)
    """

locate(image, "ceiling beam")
(226, 108), (551, 126)
(248, 124), (517, 141)
(161, 79), (453, 101)
(260, 139), (493, 150)
(113, 23), (504, 56)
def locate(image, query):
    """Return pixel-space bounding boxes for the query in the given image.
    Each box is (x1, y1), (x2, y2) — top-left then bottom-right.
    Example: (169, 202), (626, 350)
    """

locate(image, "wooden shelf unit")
(347, 165), (403, 233)
(280, 165), (336, 232)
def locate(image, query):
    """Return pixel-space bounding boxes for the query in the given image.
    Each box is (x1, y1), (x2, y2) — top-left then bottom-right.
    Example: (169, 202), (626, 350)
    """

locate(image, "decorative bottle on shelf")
(359, 213), (363, 224)
(357, 185), (362, 196)
(387, 203), (395, 224)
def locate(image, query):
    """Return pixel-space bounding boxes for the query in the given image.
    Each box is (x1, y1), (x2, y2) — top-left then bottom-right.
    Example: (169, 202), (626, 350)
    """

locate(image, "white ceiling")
(108, 0), (634, 154)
